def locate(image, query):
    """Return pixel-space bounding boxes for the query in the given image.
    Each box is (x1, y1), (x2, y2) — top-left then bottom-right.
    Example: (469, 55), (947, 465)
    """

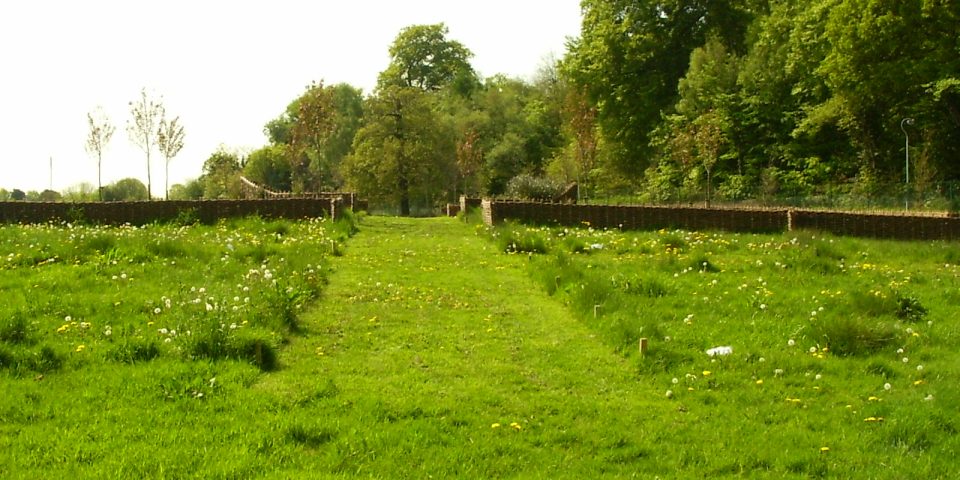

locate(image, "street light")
(901, 117), (914, 209)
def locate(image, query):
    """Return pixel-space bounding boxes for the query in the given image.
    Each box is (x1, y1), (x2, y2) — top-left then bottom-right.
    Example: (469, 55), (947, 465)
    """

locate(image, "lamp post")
(901, 117), (914, 210)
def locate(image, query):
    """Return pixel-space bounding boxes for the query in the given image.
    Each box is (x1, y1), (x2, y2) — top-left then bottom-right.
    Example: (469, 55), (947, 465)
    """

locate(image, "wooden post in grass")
(639, 338), (648, 356)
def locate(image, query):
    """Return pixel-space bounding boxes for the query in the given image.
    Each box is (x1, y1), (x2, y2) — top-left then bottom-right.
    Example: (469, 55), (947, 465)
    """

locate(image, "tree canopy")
(185, 8), (960, 211)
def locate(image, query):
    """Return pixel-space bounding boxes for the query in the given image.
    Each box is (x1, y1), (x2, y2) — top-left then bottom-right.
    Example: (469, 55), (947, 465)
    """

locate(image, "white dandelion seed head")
(902, 357), (909, 363)
(788, 339), (796, 347)
(917, 365), (924, 372)
(884, 383), (892, 391)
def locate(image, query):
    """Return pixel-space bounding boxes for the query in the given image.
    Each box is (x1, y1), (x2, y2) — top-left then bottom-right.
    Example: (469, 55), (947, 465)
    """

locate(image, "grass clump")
(811, 315), (898, 356)
(495, 223), (550, 254)
(0, 312), (32, 345)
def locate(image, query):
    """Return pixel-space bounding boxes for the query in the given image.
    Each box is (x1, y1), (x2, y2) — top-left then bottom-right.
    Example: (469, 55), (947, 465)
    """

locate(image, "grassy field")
(1, 214), (959, 478)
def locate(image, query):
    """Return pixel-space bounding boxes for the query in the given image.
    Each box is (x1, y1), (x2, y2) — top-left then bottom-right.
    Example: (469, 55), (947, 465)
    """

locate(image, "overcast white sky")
(0, 0), (582, 196)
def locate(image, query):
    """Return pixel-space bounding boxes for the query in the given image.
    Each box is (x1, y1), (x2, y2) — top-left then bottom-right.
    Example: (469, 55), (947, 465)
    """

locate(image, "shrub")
(896, 294), (927, 322)
(173, 207), (200, 226)
(504, 174), (564, 201)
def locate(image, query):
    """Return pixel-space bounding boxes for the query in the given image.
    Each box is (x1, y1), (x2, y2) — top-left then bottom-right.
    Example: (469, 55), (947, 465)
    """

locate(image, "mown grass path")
(260, 216), (667, 477)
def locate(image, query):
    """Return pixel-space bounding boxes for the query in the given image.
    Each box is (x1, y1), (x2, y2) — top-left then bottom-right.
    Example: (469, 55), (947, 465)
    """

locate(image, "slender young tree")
(127, 88), (165, 200)
(85, 107), (115, 201)
(157, 115), (185, 200)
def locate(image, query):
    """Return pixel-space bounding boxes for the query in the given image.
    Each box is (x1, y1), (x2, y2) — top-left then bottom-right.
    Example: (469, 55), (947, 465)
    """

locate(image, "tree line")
(10, 2), (957, 212)
(567, 0), (959, 207)
(228, 2), (959, 212)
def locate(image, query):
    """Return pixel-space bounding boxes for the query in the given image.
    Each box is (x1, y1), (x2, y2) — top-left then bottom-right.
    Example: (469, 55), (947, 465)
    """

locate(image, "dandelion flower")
(902, 357), (909, 363)
(809, 346), (818, 353)
(510, 422), (522, 430)
(788, 339), (796, 347)
(702, 370), (712, 377)
(154, 307), (162, 315)
(491, 423), (501, 429)
(883, 383), (892, 391)
(75, 344), (85, 352)
(665, 390), (674, 398)
(672, 378), (679, 384)
(820, 447), (830, 453)
(756, 379), (764, 385)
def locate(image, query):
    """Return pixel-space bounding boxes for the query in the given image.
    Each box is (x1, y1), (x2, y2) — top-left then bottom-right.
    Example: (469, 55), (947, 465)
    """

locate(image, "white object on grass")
(706, 346), (733, 357)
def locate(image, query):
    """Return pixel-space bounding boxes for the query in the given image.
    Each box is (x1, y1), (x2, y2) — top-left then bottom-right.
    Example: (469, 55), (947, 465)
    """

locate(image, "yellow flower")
(491, 423), (501, 429)
(702, 370), (712, 377)
(868, 396), (880, 402)
(820, 447), (830, 453)
(75, 344), (86, 352)
(913, 379), (926, 386)
(756, 379), (764, 385)
(510, 422), (522, 430)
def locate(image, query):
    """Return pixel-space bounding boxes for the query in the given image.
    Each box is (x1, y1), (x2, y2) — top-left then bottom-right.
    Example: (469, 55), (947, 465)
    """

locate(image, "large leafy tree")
(202, 149), (243, 199)
(243, 144), (291, 192)
(813, 0), (960, 180)
(378, 23), (477, 94)
(343, 86), (456, 215)
(288, 83), (335, 192)
(266, 82), (364, 192)
(102, 178), (149, 201)
(565, 0), (755, 177)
